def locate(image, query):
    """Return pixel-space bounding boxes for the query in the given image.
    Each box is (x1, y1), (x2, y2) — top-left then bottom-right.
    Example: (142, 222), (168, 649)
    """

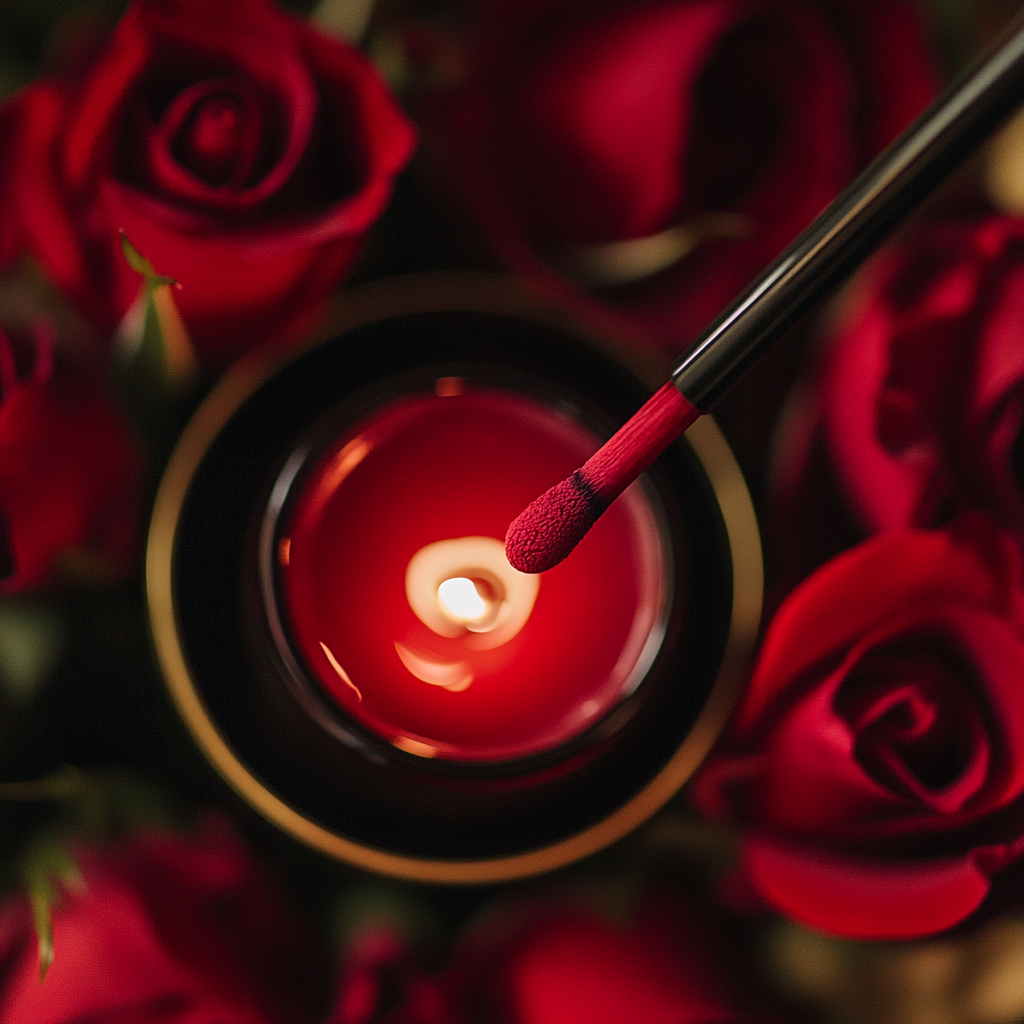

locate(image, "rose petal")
(0, 373), (141, 592)
(8, 85), (133, 335)
(820, 268), (947, 532)
(0, 821), (327, 1024)
(117, 4), (319, 211)
(738, 520), (1019, 730)
(971, 261), (1024, 415)
(816, 0), (939, 159)
(143, 78), (267, 201)
(61, 2), (150, 191)
(741, 833), (991, 939)
(495, 2), (745, 244)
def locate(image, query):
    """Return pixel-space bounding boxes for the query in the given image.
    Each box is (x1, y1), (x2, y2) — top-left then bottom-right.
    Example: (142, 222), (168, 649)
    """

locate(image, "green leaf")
(119, 231), (176, 290)
(2, 768), (180, 983)
(116, 231), (197, 414)
(19, 837), (82, 983)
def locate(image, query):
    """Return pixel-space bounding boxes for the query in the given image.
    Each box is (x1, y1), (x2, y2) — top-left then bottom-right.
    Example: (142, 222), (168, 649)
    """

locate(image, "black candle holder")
(146, 273), (762, 883)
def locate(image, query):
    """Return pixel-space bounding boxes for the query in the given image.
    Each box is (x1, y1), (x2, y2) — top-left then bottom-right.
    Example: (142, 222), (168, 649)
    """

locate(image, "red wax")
(278, 384), (669, 763)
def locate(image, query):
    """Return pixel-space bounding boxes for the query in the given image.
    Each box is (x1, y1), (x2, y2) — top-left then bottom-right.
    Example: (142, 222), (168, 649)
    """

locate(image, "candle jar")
(147, 273), (762, 883)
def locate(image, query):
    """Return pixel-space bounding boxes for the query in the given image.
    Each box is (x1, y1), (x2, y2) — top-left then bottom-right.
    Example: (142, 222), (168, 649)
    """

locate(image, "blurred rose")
(0, 819), (330, 1024)
(423, 0), (937, 353)
(0, 0), (415, 369)
(692, 515), (1024, 939)
(328, 922), (448, 1024)
(423, 887), (779, 1024)
(0, 323), (141, 593)
(775, 218), (1024, 548)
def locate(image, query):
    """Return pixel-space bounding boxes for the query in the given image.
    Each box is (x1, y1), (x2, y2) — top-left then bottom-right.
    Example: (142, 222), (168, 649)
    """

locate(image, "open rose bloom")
(420, 0), (937, 353)
(1, 0), (415, 368)
(774, 217), (1024, 545)
(692, 516), (1024, 939)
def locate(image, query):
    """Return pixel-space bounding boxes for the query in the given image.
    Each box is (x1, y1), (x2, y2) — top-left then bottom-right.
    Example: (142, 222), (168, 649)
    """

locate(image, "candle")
(275, 379), (669, 763)
(150, 285), (762, 880)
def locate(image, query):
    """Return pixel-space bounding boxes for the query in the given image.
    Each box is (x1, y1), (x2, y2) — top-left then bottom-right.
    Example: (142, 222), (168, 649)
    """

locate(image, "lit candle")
(277, 380), (669, 763)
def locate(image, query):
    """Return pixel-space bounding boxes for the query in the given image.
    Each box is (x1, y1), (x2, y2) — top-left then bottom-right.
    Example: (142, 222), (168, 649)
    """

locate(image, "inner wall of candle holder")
(165, 305), (740, 864)
(258, 376), (672, 769)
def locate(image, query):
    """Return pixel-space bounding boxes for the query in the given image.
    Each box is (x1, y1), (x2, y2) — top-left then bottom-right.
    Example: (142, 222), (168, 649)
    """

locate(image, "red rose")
(1, 0), (415, 369)
(691, 515), (1024, 939)
(777, 218), (1024, 543)
(0, 819), (330, 1023)
(424, 0), (937, 353)
(423, 888), (779, 1024)
(0, 323), (141, 592)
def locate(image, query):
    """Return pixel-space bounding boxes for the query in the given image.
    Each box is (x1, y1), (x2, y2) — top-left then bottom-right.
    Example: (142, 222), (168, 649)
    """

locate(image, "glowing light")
(434, 376), (465, 397)
(405, 536), (540, 649)
(437, 577), (488, 623)
(319, 640), (362, 701)
(393, 736), (439, 757)
(394, 642), (473, 691)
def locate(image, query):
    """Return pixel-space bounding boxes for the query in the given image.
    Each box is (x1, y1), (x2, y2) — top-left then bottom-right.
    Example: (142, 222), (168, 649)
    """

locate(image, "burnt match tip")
(505, 471), (607, 574)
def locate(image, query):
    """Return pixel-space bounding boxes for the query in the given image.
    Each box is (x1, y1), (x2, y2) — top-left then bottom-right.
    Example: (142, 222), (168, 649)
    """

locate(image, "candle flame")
(405, 537), (540, 649)
(437, 576), (488, 623)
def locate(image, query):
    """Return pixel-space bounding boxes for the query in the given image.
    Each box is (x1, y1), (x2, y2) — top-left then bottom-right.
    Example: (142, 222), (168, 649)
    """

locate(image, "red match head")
(504, 471), (606, 574)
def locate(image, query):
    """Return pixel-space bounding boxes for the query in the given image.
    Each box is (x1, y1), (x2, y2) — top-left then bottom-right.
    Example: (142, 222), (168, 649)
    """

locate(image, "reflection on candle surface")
(393, 642), (473, 693)
(278, 383), (671, 763)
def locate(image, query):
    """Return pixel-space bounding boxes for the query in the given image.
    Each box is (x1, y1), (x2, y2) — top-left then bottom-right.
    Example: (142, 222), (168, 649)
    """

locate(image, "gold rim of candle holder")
(146, 272), (763, 885)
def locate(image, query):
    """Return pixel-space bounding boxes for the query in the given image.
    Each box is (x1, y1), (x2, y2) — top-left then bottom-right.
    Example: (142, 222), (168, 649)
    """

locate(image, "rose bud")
(772, 217), (1024, 562)
(0, 0), (416, 370)
(0, 324), (141, 593)
(691, 514), (1024, 939)
(0, 818), (330, 1023)
(421, 0), (937, 354)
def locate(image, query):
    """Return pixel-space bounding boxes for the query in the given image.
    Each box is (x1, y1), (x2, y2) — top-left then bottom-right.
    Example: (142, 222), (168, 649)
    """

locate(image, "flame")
(437, 576), (488, 623)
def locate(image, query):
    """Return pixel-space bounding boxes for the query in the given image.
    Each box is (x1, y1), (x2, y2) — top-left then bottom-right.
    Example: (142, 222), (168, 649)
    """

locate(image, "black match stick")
(506, 10), (1024, 574)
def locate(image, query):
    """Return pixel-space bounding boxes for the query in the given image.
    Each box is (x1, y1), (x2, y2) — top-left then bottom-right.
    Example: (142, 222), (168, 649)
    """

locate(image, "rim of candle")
(145, 272), (764, 884)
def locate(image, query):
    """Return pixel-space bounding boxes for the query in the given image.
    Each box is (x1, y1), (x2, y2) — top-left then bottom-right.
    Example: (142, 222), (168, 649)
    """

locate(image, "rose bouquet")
(2, 1), (1024, 1023)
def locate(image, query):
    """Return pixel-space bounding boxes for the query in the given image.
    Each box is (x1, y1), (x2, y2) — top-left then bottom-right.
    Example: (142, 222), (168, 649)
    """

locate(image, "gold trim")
(146, 272), (762, 884)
